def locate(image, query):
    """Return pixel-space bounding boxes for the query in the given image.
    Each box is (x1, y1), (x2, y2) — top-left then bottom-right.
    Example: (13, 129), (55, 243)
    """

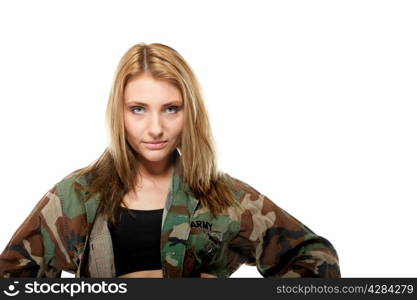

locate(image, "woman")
(0, 43), (341, 278)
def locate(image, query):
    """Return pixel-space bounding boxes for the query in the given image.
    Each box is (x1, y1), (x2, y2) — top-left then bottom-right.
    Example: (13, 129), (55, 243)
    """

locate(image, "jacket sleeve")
(0, 184), (77, 277)
(227, 180), (341, 278)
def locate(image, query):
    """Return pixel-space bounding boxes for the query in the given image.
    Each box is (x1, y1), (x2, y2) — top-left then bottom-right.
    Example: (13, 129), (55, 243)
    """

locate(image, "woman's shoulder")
(222, 172), (289, 219)
(223, 172), (266, 203)
(50, 168), (93, 214)
(59, 167), (89, 185)
(55, 166), (95, 191)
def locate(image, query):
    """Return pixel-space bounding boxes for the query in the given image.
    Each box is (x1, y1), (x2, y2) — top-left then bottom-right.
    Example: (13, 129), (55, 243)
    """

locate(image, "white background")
(0, 0), (416, 278)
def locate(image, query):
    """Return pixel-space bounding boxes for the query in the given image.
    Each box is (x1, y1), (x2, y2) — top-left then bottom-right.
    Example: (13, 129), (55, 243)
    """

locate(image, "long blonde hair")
(73, 42), (241, 226)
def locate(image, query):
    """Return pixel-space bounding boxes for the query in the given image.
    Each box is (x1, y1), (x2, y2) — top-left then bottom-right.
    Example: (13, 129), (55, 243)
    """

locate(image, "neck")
(136, 152), (176, 180)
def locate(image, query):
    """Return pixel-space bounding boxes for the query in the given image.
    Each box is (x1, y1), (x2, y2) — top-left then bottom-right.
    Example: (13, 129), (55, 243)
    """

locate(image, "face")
(123, 74), (184, 164)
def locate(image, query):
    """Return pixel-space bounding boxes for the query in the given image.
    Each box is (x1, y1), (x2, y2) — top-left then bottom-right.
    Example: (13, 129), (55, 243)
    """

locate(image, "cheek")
(171, 121), (184, 138)
(124, 118), (134, 136)
(172, 115), (184, 134)
(124, 116), (144, 139)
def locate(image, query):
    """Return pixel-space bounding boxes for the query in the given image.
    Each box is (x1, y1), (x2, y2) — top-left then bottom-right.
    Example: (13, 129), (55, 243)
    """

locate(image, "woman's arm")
(228, 182), (341, 278)
(0, 184), (77, 277)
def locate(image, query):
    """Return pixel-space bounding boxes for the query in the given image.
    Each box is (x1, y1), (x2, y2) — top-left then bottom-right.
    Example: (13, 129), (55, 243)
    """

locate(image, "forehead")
(124, 74), (182, 104)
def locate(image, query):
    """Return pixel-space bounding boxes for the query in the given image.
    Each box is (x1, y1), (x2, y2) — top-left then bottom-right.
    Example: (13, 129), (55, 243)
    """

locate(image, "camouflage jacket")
(0, 159), (341, 278)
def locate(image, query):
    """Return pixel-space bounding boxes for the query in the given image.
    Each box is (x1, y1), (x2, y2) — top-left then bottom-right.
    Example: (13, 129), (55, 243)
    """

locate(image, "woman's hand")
(200, 272), (217, 278)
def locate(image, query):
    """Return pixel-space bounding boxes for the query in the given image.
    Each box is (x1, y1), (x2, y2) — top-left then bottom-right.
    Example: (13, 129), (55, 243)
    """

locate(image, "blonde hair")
(73, 42), (241, 226)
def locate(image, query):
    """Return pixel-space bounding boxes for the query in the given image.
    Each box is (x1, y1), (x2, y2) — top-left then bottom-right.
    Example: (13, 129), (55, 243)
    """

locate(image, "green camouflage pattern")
(0, 158), (341, 278)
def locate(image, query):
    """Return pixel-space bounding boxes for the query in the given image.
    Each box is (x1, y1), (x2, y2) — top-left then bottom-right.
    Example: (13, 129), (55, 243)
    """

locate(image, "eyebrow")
(126, 100), (182, 106)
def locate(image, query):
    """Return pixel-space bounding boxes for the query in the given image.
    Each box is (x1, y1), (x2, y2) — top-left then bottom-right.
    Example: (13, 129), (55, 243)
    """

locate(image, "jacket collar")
(77, 149), (200, 277)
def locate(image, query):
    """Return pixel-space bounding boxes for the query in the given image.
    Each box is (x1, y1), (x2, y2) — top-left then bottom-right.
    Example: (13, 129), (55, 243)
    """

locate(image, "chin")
(139, 150), (172, 162)
(141, 154), (164, 161)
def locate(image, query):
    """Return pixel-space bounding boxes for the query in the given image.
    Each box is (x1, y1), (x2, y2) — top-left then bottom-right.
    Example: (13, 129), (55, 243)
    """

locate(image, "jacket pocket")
(185, 227), (224, 276)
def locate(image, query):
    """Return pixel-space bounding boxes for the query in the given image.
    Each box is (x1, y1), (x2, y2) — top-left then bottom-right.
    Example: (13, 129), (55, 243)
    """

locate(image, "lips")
(143, 141), (168, 150)
(144, 141), (167, 144)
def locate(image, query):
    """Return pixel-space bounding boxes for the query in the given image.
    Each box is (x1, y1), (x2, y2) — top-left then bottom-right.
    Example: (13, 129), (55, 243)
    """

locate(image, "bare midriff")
(117, 269), (164, 278)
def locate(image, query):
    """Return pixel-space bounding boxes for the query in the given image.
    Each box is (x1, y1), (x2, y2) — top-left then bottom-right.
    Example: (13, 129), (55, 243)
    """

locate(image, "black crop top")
(108, 207), (163, 277)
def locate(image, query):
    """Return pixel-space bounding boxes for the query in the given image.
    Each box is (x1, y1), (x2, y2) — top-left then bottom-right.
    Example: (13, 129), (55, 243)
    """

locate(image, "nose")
(147, 111), (164, 138)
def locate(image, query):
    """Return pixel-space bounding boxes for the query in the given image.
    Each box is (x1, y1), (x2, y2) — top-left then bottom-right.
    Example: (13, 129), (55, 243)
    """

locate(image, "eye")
(130, 105), (181, 115)
(131, 106), (145, 114)
(166, 106), (179, 113)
